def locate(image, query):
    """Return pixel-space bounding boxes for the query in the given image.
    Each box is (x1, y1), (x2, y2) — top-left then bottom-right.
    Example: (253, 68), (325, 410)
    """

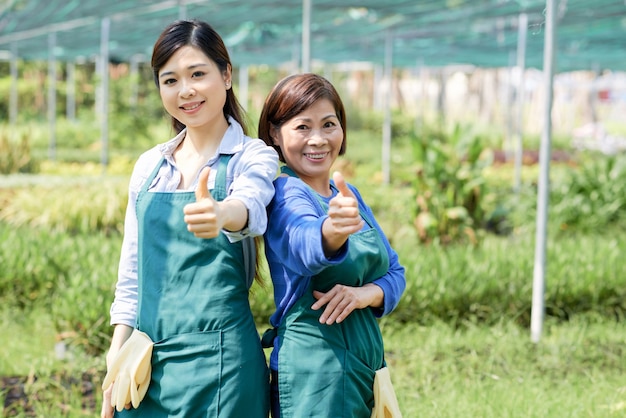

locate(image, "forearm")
(219, 199), (248, 232)
(321, 217), (349, 257)
(362, 283), (384, 309)
(106, 324), (134, 368)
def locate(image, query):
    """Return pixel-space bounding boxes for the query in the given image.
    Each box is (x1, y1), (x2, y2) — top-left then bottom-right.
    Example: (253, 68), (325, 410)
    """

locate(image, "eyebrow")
(294, 113), (337, 123)
(159, 63), (209, 79)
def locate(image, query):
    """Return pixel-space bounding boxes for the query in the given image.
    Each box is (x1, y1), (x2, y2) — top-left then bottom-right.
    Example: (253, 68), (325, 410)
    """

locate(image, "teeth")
(182, 103), (201, 110)
(306, 153), (326, 159)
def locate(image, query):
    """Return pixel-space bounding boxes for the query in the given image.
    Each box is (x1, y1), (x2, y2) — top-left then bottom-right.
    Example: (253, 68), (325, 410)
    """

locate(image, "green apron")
(276, 169), (390, 418)
(119, 155), (269, 418)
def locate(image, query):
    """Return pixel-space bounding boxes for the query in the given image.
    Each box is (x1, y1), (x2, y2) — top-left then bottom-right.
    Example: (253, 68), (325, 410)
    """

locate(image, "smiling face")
(157, 45), (231, 133)
(272, 98), (344, 195)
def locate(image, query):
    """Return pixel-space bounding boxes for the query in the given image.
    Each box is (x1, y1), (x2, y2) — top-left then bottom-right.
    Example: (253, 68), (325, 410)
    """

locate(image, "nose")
(307, 129), (327, 146)
(179, 80), (195, 98)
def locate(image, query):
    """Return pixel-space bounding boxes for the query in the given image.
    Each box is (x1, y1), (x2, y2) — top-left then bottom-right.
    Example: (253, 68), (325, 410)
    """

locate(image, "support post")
(531, 0), (556, 344)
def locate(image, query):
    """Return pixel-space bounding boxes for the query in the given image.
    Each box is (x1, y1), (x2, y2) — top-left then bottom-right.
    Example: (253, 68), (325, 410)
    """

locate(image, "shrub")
(509, 153), (626, 232)
(0, 130), (38, 174)
(411, 122), (496, 245)
(0, 176), (127, 235)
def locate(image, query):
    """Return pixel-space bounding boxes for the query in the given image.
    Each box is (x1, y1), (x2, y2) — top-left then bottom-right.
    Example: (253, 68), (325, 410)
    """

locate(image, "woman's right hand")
(322, 171), (364, 256)
(100, 384), (115, 418)
(101, 324), (134, 418)
(311, 282), (384, 325)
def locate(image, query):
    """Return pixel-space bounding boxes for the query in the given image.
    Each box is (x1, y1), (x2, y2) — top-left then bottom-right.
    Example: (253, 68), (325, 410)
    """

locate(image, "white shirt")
(110, 117), (278, 326)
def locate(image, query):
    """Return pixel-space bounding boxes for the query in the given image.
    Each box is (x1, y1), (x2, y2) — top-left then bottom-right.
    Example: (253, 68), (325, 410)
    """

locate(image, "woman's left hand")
(311, 283), (384, 325)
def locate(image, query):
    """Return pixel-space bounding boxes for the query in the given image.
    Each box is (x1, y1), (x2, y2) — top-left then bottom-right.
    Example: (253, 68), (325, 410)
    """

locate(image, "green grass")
(0, 309), (60, 376)
(384, 317), (625, 417)
(0, 308), (102, 417)
(1, 309), (624, 417)
(2, 121), (626, 416)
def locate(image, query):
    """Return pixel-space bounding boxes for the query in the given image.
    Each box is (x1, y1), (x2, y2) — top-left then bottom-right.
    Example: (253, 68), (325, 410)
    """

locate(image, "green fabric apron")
(118, 155), (269, 418)
(276, 168), (390, 418)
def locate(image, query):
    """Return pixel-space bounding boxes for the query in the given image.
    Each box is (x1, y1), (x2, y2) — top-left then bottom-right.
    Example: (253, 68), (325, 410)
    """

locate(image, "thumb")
(332, 171), (353, 198)
(195, 166), (211, 201)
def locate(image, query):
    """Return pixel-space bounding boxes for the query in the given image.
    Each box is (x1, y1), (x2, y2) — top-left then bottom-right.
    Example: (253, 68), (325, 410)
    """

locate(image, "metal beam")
(531, 0), (557, 344)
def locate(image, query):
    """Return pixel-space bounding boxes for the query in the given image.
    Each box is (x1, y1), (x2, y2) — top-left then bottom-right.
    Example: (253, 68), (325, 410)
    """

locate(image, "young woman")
(258, 73), (406, 417)
(101, 19), (278, 418)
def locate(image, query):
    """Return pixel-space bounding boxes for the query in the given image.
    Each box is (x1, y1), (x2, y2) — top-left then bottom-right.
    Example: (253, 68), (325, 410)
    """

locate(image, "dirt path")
(1, 371), (98, 416)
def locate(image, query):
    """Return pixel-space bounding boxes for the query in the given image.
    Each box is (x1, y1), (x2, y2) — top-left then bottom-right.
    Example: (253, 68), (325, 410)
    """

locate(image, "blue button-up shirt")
(110, 117), (278, 326)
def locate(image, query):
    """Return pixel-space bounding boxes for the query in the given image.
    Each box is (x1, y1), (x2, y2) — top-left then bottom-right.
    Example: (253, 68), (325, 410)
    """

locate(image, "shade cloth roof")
(1, 0), (625, 72)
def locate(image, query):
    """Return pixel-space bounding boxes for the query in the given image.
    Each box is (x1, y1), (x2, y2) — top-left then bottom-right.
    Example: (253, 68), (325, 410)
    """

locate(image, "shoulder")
(231, 129), (278, 161)
(132, 146), (162, 177)
(127, 146), (162, 192)
(272, 176), (316, 205)
(274, 175), (306, 193)
(241, 135), (275, 154)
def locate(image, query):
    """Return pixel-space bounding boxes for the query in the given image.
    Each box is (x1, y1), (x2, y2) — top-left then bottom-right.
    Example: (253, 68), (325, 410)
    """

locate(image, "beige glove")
(371, 367), (402, 418)
(102, 329), (154, 411)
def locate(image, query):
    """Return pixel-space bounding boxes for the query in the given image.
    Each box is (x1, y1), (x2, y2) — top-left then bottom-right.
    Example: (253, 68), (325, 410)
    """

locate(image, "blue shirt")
(264, 175), (406, 370)
(110, 117), (279, 326)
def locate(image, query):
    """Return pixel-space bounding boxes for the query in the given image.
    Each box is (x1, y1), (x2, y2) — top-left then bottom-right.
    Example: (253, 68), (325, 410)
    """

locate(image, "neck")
(183, 116), (229, 157)
(302, 176), (332, 197)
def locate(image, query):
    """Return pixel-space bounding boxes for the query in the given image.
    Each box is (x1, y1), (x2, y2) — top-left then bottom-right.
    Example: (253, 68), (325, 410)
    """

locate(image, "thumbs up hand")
(321, 171), (364, 257)
(183, 166), (223, 239)
(327, 171), (364, 236)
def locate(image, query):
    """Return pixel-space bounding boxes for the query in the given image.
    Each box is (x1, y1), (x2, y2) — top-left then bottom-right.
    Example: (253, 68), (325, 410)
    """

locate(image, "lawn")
(1, 308), (624, 417)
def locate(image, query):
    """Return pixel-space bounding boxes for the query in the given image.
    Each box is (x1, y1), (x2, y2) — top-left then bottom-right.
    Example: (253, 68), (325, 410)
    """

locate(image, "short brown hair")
(258, 73), (347, 162)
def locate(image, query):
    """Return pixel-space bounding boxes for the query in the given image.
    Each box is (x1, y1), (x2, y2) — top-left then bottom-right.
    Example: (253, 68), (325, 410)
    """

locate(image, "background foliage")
(1, 62), (625, 416)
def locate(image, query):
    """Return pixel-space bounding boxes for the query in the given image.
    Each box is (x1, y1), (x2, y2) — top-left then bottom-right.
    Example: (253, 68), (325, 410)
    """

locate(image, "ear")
(223, 64), (232, 89)
(269, 124), (281, 146)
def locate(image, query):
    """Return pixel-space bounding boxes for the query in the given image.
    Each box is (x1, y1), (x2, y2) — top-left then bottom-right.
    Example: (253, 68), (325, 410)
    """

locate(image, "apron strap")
(216, 154), (255, 289)
(211, 154), (231, 201)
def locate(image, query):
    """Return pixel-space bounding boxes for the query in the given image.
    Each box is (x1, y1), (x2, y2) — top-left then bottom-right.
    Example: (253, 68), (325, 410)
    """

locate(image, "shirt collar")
(158, 115), (245, 160)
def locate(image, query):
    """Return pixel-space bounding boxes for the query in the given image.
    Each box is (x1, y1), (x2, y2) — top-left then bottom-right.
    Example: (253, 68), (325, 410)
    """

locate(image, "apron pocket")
(150, 330), (223, 417)
(278, 348), (346, 417)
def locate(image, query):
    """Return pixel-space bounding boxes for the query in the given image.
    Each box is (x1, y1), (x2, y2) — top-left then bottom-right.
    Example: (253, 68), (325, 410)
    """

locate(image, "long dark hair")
(151, 19), (248, 134)
(151, 19), (263, 285)
(258, 73), (347, 162)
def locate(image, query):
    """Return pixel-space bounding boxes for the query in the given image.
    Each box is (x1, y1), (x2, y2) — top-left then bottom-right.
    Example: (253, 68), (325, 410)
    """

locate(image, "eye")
(191, 71), (206, 78)
(323, 121), (337, 128)
(161, 77), (176, 86)
(295, 124), (309, 130)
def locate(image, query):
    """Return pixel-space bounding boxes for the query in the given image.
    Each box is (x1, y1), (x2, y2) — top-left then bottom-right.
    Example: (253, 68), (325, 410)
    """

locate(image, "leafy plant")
(0, 176), (127, 235)
(0, 130), (38, 174)
(510, 153), (626, 233)
(552, 154), (626, 231)
(411, 122), (495, 245)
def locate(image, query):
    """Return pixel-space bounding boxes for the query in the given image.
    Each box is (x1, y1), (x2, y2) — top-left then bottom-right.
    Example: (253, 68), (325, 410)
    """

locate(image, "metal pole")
(301, 0), (311, 72)
(373, 64), (383, 111)
(9, 43), (18, 126)
(129, 54), (140, 111)
(514, 13), (528, 193)
(531, 0), (556, 344)
(66, 61), (76, 121)
(100, 17), (110, 169)
(505, 50), (515, 163)
(48, 32), (57, 161)
(381, 30), (393, 185)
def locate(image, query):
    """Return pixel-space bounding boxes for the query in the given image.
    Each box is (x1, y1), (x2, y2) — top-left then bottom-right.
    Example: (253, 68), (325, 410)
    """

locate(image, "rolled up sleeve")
(223, 139), (278, 240)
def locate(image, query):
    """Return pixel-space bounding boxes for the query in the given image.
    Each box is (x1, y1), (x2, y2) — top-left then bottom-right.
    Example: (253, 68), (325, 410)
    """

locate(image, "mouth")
(304, 152), (329, 160)
(180, 101), (204, 111)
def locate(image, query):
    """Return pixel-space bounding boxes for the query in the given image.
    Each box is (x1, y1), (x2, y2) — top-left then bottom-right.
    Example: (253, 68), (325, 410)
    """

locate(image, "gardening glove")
(102, 329), (153, 411)
(371, 367), (403, 418)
